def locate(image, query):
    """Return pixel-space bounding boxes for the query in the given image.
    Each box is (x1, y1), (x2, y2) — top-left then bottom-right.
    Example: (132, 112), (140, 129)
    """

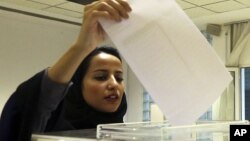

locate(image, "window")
(143, 90), (153, 121)
(240, 67), (250, 120)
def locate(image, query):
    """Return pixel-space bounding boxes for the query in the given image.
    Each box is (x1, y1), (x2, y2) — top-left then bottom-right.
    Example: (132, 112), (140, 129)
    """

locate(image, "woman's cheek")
(87, 82), (106, 95)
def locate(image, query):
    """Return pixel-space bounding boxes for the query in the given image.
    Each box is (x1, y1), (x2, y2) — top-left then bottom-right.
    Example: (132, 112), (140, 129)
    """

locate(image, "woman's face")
(82, 52), (124, 112)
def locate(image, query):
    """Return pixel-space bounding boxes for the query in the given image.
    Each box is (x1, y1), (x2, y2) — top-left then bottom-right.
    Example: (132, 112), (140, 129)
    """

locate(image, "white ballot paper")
(99, 0), (232, 125)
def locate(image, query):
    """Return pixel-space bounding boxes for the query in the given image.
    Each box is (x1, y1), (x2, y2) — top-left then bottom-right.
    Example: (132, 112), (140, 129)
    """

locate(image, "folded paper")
(100, 0), (232, 125)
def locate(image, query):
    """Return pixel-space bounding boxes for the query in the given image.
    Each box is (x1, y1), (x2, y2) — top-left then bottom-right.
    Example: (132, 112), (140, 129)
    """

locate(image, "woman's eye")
(115, 76), (124, 83)
(94, 75), (107, 81)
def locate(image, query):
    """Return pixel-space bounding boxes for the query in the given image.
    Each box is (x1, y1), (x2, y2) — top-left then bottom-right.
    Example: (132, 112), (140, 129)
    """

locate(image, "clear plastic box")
(96, 120), (249, 141)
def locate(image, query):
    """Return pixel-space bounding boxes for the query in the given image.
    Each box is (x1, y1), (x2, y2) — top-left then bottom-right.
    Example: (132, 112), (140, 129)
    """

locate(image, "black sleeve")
(32, 69), (72, 132)
(0, 71), (57, 141)
(0, 69), (73, 141)
(0, 70), (46, 141)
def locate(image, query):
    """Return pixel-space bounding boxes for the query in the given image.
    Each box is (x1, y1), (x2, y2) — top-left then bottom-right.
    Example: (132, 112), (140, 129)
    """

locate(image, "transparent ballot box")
(32, 135), (96, 141)
(32, 129), (98, 141)
(96, 120), (249, 141)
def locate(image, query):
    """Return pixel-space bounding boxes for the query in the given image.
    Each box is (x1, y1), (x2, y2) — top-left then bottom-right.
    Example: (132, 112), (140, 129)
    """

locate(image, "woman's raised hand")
(76, 0), (132, 52)
(48, 0), (131, 84)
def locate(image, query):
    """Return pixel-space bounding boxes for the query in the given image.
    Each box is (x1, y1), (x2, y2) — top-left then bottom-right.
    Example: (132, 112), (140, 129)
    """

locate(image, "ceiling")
(1, 0), (250, 28)
(177, 0), (250, 18)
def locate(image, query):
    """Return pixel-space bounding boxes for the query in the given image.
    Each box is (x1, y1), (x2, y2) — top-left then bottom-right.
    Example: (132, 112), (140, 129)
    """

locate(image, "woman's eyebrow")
(115, 71), (123, 74)
(93, 69), (123, 73)
(93, 69), (107, 73)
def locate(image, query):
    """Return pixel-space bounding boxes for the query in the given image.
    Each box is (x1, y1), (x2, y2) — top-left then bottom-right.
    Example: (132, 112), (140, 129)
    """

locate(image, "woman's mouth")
(104, 94), (119, 102)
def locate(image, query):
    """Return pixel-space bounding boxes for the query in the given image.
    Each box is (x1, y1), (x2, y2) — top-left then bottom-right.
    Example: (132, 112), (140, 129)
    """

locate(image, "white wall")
(212, 26), (231, 64)
(0, 8), (81, 114)
(125, 68), (144, 122)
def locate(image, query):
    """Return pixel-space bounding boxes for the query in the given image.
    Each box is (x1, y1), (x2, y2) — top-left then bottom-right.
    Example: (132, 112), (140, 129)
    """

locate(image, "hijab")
(63, 46), (127, 129)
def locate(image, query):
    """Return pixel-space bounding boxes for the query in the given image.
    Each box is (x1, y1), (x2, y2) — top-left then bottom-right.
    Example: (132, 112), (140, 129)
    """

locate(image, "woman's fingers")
(84, 0), (132, 22)
(116, 0), (132, 13)
(76, 0), (132, 48)
(106, 0), (131, 19)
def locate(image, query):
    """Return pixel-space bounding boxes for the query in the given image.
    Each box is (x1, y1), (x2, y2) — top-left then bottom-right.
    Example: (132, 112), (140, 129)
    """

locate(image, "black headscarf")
(63, 46), (127, 129)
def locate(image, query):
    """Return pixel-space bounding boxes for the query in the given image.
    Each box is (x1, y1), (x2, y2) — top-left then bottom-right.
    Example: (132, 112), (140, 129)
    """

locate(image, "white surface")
(100, 0), (232, 125)
(0, 8), (80, 114)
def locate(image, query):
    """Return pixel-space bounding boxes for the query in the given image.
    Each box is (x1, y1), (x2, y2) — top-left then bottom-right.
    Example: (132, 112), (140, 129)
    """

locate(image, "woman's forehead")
(96, 52), (119, 59)
(88, 53), (122, 69)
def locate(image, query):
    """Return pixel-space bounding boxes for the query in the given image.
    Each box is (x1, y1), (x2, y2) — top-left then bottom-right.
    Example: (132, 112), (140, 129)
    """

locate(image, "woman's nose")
(107, 76), (119, 89)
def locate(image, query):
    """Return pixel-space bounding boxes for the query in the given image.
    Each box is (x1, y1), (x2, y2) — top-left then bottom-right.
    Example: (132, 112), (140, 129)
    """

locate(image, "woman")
(0, 0), (132, 141)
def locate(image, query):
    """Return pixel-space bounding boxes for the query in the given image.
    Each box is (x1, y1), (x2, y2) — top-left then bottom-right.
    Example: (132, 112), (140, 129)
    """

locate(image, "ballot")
(99, 0), (232, 125)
